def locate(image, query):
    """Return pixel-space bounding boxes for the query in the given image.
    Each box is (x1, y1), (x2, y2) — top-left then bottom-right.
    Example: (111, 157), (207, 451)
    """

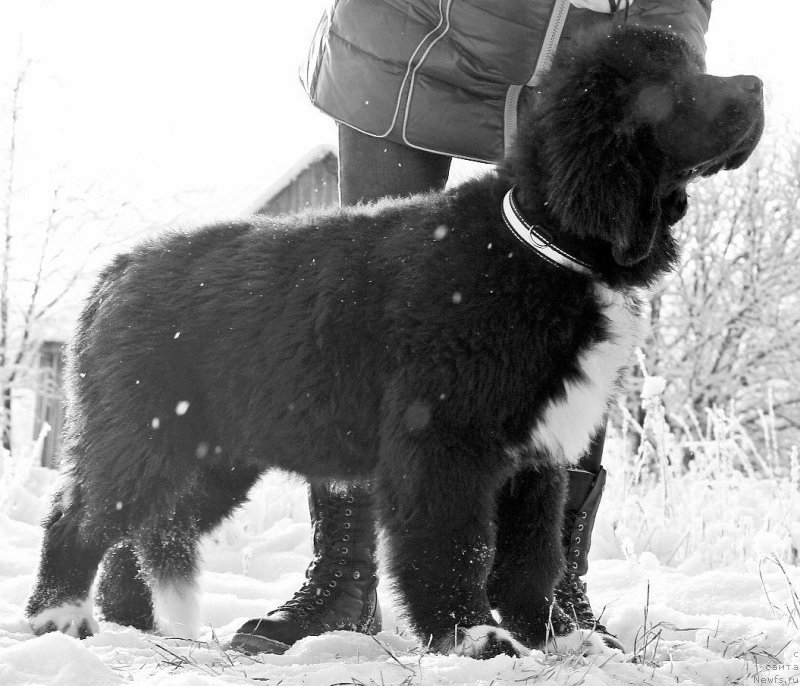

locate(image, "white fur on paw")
(153, 580), (200, 639)
(29, 598), (99, 638)
(547, 628), (609, 655)
(449, 625), (531, 658)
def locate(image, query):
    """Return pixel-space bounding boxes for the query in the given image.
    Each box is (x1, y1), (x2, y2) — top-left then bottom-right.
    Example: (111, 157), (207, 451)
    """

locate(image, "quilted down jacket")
(302, 0), (712, 163)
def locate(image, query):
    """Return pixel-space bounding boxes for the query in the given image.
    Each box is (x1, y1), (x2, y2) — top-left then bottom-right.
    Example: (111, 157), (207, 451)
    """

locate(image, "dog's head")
(508, 26), (764, 274)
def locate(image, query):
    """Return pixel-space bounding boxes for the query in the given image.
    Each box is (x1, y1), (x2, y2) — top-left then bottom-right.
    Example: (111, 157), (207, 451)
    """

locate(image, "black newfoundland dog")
(27, 26), (763, 658)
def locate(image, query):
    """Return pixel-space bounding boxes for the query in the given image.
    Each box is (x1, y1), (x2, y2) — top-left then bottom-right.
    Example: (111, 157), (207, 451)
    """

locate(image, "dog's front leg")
(488, 464), (568, 645)
(488, 463), (608, 656)
(374, 426), (528, 659)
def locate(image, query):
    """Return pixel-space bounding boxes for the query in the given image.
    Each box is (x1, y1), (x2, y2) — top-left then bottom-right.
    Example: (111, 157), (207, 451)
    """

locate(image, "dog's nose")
(731, 74), (763, 95)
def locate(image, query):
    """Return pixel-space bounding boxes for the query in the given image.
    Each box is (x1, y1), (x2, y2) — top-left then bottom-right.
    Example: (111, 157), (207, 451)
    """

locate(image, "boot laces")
(271, 497), (358, 617)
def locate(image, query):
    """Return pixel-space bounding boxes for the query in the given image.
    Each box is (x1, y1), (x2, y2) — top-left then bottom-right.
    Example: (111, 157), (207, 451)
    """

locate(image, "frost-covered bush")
(597, 355), (800, 570)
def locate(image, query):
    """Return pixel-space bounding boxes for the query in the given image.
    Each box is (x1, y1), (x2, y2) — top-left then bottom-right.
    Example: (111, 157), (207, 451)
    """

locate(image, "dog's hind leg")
(131, 462), (262, 638)
(131, 508), (202, 639)
(25, 423), (197, 638)
(487, 464), (607, 655)
(26, 482), (118, 638)
(375, 431), (528, 659)
(95, 542), (155, 630)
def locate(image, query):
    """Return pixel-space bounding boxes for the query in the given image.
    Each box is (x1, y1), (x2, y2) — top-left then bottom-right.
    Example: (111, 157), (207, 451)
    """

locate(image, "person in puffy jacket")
(231, 0), (712, 655)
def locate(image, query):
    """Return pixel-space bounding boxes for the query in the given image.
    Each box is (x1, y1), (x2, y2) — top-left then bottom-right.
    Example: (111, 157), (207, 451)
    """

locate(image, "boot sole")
(229, 632), (292, 655)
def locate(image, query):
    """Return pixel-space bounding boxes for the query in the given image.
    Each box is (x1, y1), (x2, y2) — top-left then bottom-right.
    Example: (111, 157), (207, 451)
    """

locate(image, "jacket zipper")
(528, 0), (571, 87)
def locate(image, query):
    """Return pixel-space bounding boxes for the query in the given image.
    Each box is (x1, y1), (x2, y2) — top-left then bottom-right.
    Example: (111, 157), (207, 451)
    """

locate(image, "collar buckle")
(528, 225), (552, 249)
(501, 187), (597, 278)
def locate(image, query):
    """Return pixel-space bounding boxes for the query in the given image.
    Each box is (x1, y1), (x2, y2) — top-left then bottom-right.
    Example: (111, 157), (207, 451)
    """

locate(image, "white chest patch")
(530, 284), (644, 466)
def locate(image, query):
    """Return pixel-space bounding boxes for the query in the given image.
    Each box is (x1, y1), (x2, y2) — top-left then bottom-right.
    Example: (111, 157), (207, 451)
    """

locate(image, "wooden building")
(242, 144), (339, 216)
(33, 341), (67, 468)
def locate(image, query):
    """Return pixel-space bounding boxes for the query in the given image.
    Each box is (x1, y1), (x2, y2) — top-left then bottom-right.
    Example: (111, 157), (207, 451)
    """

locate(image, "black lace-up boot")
(230, 482), (381, 654)
(555, 467), (625, 650)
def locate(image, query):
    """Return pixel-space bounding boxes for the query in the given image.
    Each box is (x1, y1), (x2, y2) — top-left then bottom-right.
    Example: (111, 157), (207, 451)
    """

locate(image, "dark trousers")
(337, 124), (605, 473)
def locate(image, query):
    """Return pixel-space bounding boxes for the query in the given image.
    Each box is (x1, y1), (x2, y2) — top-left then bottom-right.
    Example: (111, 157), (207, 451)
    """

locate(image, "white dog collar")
(501, 188), (598, 277)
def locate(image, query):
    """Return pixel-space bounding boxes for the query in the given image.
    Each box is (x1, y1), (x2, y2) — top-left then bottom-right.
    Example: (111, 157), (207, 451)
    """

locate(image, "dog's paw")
(547, 628), (611, 656)
(443, 625), (531, 659)
(29, 599), (99, 639)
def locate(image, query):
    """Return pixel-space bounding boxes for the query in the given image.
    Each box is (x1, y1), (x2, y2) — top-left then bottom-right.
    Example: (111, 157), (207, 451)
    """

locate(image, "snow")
(2, 446), (800, 685)
(641, 376), (668, 400)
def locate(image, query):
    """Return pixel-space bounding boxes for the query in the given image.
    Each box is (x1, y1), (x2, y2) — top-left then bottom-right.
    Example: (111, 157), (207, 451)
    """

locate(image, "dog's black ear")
(609, 160), (662, 266)
(545, 131), (665, 266)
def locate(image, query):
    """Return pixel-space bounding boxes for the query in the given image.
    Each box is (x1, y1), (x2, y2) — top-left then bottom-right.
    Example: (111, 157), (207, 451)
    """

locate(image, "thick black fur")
(26, 27), (763, 656)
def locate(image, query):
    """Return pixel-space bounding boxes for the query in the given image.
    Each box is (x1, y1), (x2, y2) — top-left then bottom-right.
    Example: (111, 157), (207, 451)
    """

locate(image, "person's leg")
(231, 481), (381, 654)
(338, 124), (452, 205)
(556, 423), (624, 649)
(232, 127), (452, 654)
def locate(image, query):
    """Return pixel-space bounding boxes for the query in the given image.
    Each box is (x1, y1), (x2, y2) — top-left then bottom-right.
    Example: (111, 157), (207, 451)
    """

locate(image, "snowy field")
(2, 413), (800, 686)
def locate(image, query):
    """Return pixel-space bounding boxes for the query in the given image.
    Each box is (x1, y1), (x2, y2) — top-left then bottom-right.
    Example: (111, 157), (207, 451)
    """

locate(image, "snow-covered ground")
(2, 425), (800, 685)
